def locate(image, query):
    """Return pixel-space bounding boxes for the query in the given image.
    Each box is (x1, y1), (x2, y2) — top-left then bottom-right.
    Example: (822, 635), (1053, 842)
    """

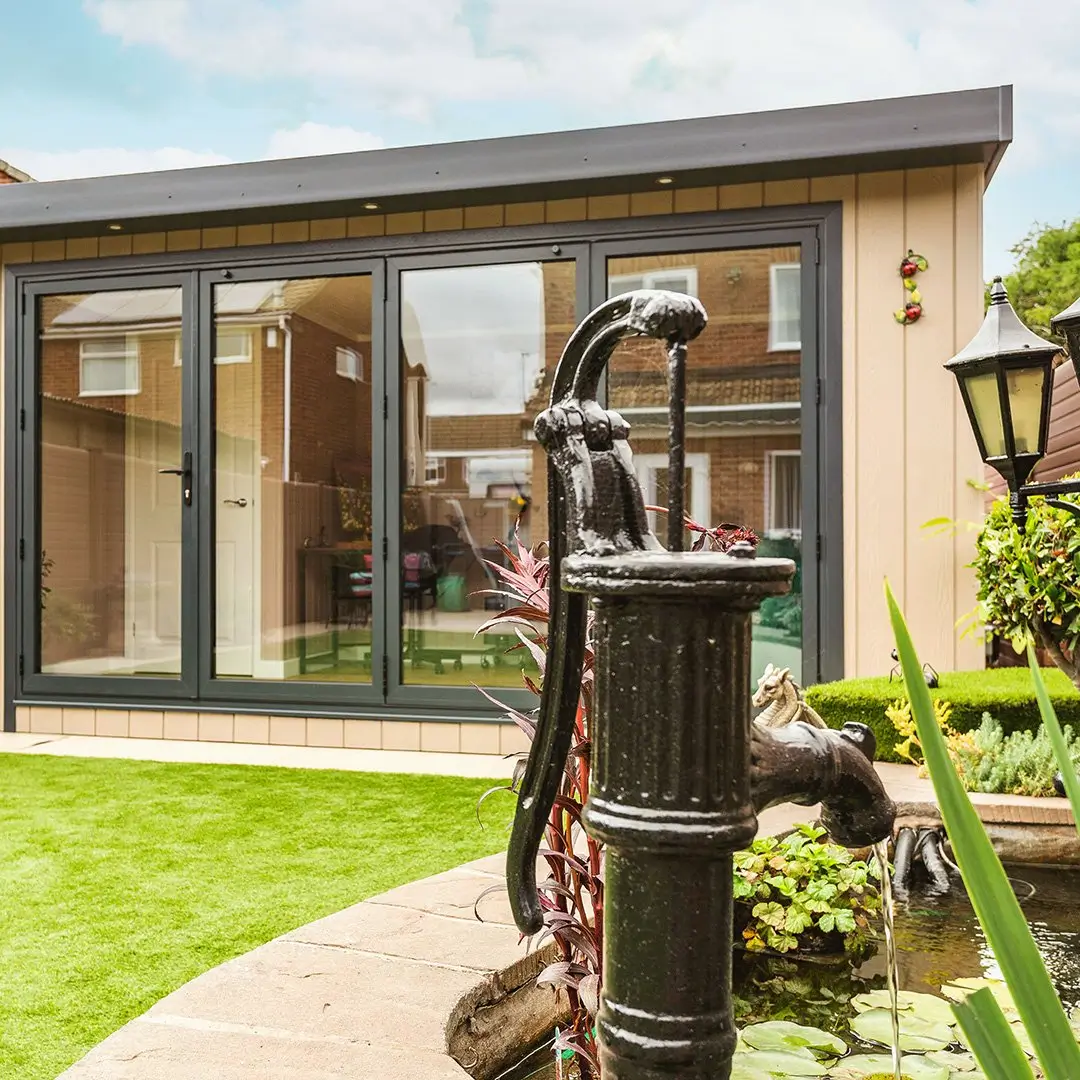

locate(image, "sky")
(2, 0), (1079, 276)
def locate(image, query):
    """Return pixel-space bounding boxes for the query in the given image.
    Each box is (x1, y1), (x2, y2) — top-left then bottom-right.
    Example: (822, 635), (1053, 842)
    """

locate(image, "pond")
(495, 867), (1080, 1079)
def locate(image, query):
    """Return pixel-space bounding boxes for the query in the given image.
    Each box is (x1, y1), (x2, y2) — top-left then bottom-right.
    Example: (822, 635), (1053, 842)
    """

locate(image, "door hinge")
(21, 293), (27, 316)
(383, 394), (389, 420)
(18, 538), (24, 561)
(382, 536), (389, 561)
(816, 535), (822, 562)
(18, 655), (24, 677)
(814, 235), (821, 265)
(19, 407), (26, 431)
(381, 654), (389, 697)
(815, 378), (822, 406)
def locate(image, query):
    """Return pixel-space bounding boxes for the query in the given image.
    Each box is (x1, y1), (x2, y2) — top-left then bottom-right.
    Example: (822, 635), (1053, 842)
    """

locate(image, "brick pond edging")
(894, 789), (1080, 865)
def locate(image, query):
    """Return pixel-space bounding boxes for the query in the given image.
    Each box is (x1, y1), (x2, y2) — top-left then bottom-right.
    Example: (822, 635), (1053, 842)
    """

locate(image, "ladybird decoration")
(895, 250), (928, 324)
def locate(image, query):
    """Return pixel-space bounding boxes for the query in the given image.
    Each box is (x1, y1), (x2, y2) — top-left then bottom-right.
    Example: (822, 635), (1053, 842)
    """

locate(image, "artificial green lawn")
(0, 754), (509, 1080)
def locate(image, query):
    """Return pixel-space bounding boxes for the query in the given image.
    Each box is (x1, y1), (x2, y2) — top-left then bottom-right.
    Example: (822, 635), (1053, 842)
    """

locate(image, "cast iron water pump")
(506, 290), (895, 1079)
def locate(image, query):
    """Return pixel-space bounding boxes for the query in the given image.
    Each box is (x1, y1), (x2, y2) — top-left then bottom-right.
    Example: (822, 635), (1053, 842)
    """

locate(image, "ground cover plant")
(889, 700), (1080, 797)
(734, 824), (882, 957)
(0, 754), (506, 1080)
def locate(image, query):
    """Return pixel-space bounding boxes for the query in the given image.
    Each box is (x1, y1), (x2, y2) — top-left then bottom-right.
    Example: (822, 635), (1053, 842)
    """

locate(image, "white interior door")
(214, 431), (258, 675)
(125, 416), (183, 673)
(213, 342), (260, 678)
(634, 453), (711, 536)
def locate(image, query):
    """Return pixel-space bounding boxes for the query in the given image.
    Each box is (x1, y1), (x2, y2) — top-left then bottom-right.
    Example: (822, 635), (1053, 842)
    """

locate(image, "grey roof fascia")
(0, 85), (1011, 243)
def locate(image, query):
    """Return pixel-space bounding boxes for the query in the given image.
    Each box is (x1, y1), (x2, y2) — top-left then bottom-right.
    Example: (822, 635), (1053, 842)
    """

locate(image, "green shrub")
(949, 713), (1080, 797)
(805, 667), (1080, 763)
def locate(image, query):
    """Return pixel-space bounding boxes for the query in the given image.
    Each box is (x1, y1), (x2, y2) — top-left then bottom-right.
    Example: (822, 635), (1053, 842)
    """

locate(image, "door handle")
(158, 451), (193, 506)
(223, 498), (248, 508)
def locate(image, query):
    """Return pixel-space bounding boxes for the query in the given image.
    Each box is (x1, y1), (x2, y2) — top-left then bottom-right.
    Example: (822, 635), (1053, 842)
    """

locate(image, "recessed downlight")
(656, 176), (675, 185)
(106, 222), (124, 231)
(363, 201), (380, 210)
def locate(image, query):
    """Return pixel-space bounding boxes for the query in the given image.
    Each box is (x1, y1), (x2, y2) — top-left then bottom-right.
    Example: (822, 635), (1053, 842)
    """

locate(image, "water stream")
(872, 839), (903, 1080)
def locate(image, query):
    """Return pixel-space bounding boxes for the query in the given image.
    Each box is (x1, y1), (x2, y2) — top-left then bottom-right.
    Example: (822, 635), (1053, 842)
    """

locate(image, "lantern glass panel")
(1006, 364), (1048, 454)
(964, 370), (1007, 457)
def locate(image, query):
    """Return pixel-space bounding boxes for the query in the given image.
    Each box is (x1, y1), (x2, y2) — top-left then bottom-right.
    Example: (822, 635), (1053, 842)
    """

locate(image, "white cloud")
(8, 146), (232, 182)
(5, 124), (384, 182)
(82, 0), (1080, 165)
(265, 122), (384, 160)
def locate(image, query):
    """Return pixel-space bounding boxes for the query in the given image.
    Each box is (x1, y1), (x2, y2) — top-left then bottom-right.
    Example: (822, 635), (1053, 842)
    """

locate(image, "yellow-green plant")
(888, 582), (1080, 1080)
(886, 697), (953, 766)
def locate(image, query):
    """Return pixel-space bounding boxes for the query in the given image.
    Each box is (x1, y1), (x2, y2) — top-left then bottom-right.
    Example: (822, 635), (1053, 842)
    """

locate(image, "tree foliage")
(972, 489), (1080, 688)
(1001, 218), (1080, 340)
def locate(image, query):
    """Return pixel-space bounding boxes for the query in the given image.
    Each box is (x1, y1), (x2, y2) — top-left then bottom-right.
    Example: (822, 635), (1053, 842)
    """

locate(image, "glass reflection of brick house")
(522, 252), (803, 544)
(38, 281), (374, 669)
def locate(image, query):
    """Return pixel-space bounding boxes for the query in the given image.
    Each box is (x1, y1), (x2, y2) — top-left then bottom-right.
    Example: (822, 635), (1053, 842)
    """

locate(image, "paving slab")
(372, 866), (518, 927)
(285, 901), (528, 971)
(61, 1016), (468, 1080)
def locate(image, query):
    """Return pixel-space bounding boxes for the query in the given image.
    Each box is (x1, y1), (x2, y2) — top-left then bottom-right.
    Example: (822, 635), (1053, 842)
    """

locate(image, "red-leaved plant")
(475, 510), (758, 1078)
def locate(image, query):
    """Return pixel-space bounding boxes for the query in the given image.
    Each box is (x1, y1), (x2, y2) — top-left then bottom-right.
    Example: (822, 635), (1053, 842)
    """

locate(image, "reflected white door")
(634, 453), (711, 535)
(125, 416), (183, 673)
(214, 353), (259, 677)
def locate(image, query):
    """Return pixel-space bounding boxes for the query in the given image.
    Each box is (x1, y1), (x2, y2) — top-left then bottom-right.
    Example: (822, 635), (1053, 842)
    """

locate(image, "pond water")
(495, 867), (1080, 1079)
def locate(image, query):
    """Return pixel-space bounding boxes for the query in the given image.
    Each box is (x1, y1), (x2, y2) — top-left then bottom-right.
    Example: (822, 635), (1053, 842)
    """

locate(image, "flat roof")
(0, 85), (1011, 244)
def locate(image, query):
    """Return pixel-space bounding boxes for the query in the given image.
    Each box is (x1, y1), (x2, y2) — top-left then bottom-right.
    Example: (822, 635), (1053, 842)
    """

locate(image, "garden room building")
(0, 85), (1010, 753)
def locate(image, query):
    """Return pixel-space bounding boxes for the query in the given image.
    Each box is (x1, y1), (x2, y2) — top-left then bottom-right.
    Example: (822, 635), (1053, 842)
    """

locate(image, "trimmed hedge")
(804, 667), (1080, 764)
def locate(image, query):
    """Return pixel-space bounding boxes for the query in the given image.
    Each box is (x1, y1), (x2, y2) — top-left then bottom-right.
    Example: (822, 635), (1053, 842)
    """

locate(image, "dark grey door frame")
(14, 269), (201, 702)
(383, 243), (591, 713)
(588, 218), (844, 685)
(195, 258), (387, 709)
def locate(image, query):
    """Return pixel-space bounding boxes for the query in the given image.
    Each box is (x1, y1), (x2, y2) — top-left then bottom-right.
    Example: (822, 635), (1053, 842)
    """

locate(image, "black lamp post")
(945, 277), (1077, 525)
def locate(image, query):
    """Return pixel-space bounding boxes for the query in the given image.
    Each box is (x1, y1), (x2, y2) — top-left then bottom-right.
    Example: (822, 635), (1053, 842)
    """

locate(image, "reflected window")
(79, 337), (140, 397)
(767, 452), (802, 536)
(398, 260), (576, 687)
(609, 266), (698, 297)
(768, 263), (802, 351)
(215, 329), (253, 366)
(335, 345), (363, 382)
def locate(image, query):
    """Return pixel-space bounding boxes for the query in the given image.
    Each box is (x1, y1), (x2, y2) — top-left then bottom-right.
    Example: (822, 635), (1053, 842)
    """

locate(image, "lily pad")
(925, 1049), (990, 1077)
(939, 978), (1017, 1016)
(740, 1020), (847, 1058)
(731, 1048), (828, 1075)
(829, 1054), (951, 1080)
(729, 1059), (773, 1080)
(852, 990), (957, 1026)
(850, 1008), (955, 1052)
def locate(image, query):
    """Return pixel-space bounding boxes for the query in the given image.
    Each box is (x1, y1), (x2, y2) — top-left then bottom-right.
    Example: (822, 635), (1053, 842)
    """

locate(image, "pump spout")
(750, 720), (896, 848)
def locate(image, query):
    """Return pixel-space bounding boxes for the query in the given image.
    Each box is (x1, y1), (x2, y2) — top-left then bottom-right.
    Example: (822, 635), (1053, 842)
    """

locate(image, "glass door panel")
(607, 247), (805, 682)
(37, 285), (186, 678)
(211, 273), (376, 684)
(396, 259), (577, 689)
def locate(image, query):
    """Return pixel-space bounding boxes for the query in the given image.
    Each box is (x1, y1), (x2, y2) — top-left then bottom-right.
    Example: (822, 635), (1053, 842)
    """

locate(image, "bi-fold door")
(20, 259), (389, 710)
(13, 222), (833, 715)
